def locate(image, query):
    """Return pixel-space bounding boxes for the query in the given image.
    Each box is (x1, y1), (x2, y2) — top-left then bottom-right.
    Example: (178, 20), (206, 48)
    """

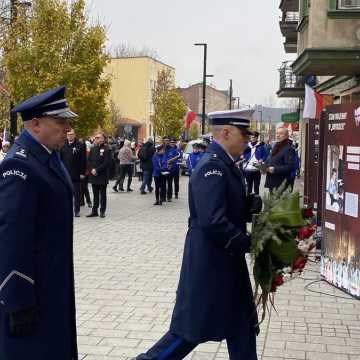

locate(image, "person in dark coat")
(265, 127), (296, 192)
(87, 133), (111, 218)
(0, 86), (78, 360)
(135, 110), (260, 360)
(60, 128), (87, 217)
(243, 131), (268, 194)
(139, 137), (155, 194)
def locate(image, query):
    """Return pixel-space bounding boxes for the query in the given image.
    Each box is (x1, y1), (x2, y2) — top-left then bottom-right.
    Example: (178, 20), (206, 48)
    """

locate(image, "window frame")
(328, 0), (360, 17)
(337, 0), (360, 10)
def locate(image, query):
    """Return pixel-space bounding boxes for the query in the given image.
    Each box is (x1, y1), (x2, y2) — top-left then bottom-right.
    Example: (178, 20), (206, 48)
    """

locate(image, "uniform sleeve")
(274, 148), (295, 176)
(0, 159), (38, 314)
(191, 162), (251, 254)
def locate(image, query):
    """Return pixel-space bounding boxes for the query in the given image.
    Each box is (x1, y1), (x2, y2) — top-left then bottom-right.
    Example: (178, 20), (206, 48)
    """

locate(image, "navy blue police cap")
(208, 109), (252, 135)
(12, 86), (78, 121)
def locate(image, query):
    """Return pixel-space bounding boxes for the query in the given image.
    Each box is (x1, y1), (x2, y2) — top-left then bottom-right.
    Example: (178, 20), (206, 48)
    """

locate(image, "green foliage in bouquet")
(251, 182), (306, 306)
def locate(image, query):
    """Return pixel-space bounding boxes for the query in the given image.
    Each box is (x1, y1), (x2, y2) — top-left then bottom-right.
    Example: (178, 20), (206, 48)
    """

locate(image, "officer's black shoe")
(175, 194), (179, 199)
(86, 212), (98, 218)
(167, 198), (172, 202)
(140, 191), (147, 195)
(100, 213), (106, 218)
(74, 212), (80, 217)
(127, 188), (134, 192)
(112, 186), (118, 192)
(148, 186), (153, 193)
(119, 188), (125, 192)
(154, 200), (160, 205)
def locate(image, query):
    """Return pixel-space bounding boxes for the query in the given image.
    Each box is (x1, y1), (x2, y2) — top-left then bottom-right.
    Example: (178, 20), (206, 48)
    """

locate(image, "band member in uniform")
(243, 131), (267, 195)
(135, 110), (261, 360)
(0, 86), (78, 359)
(166, 138), (181, 201)
(60, 128), (87, 217)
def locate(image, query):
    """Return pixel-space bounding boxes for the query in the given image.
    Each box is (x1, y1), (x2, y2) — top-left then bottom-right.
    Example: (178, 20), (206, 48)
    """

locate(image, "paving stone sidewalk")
(74, 178), (360, 360)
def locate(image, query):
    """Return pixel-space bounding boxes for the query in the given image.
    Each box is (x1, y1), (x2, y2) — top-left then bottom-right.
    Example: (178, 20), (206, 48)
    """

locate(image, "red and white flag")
(303, 84), (333, 120)
(184, 108), (196, 129)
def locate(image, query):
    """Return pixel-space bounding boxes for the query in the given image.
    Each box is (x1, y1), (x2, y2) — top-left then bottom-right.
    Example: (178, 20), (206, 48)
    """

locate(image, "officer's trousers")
(135, 331), (258, 360)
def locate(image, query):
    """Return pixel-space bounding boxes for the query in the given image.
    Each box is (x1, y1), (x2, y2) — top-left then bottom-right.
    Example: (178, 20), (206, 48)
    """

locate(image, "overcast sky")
(87, 0), (294, 107)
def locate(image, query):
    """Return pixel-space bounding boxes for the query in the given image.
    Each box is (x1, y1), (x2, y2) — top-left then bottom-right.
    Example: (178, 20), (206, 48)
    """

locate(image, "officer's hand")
(8, 306), (39, 337)
(246, 194), (263, 215)
(267, 166), (275, 174)
(91, 169), (97, 176)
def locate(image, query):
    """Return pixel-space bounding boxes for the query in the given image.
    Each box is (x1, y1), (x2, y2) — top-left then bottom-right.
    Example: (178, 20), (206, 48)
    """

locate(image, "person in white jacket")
(0, 141), (10, 163)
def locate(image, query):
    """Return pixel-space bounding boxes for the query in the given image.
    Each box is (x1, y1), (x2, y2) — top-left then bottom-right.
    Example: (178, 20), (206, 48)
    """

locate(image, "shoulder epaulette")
(14, 148), (28, 160)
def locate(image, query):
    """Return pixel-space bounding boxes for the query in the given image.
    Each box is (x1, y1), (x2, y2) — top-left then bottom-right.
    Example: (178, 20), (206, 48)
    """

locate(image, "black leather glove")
(245, 193), (263, 222)
(8, 306), (39, 337)
(226, 233), (252, 255)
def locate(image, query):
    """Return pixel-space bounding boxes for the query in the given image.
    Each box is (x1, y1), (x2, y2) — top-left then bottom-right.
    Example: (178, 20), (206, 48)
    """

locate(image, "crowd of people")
(0, 125), (301, 218)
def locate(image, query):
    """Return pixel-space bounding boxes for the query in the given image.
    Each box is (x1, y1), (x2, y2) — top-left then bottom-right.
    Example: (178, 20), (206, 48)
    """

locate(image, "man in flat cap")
(0, 86), (78, 359)
(135, 109), (260, 360)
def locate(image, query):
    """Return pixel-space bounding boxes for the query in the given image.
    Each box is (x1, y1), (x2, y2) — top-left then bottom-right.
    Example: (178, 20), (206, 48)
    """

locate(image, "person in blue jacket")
(187, 143), (202, 176)
(165, 138), (181, 201)
(152, 144), (169, 205)
(135, 110), (261, 360)
(243, 131), (268, 194)
(0, 87), (78, 359)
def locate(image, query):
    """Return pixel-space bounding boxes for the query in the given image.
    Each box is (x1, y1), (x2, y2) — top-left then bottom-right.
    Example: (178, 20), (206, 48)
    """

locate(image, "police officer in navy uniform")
(135, 110), (261, 360)
(0, 86), (78, 359)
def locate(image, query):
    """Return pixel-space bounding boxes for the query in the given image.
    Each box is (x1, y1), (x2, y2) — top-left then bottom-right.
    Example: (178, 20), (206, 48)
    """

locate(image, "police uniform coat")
(0, 130), (78, 359)
(170, 141), (257, 349)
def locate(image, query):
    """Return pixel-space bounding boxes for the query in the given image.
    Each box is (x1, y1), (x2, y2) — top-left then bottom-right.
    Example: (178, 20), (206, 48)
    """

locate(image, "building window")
(338, 0), (360, 9)
(329, 0), (360, 17)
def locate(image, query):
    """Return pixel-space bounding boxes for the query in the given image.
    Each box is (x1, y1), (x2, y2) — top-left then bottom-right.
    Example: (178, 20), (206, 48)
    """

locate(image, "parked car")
(180, 140), (202, 175)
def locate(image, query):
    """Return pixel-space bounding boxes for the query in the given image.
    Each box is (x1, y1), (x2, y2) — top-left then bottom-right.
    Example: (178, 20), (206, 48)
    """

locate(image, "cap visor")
(52, 110), (78, 119)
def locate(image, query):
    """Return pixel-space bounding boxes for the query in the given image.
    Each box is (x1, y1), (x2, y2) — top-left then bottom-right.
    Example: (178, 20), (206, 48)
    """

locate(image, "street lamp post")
(194, 43), (213, 135)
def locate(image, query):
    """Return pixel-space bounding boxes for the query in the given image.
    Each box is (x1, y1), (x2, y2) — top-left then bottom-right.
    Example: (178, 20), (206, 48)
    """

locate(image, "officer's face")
(226, 126), (249, 156)
(33, 117), (71, 150)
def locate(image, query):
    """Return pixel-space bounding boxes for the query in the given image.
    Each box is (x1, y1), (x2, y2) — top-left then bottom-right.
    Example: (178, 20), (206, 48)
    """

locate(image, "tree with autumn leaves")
(151, 68), (187, 139)
(1, 0), (111, 137)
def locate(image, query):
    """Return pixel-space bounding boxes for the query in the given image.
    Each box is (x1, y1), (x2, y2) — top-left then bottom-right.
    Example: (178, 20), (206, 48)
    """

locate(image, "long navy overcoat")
(170, 141), (258, 354)
(0, 130), (77, 359)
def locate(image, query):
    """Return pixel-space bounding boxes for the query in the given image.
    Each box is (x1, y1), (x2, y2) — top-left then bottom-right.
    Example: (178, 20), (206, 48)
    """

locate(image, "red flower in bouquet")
(271, 275), (284, 292)
(298, 225), (316, 240)
(293, 256), (306, 271)
(302, 208), (314, 219)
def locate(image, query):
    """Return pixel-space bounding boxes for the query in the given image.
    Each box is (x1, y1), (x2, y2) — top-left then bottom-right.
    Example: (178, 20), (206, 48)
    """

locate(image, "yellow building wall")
(105, 57), (175, 139)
